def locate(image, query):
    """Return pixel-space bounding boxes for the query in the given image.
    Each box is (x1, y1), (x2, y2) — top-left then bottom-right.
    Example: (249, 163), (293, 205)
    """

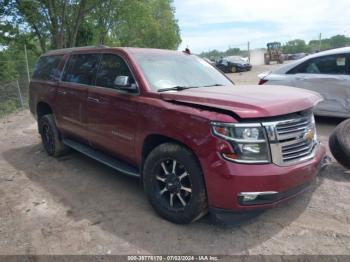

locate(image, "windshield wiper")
(199, 84), (224, 87)
(157, 86), (197, 92)
(158, 84), (224, 92)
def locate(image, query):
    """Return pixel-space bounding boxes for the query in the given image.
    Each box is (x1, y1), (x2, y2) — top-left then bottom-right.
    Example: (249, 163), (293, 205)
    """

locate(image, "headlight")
(211, 122), (271, 163)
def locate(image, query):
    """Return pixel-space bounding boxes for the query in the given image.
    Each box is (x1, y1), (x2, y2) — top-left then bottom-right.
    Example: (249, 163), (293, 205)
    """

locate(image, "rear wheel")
(278, 55), (284, 64)
(231, 66), (237, 73)
(39, 114), (69, 157)
(143, 143), (208, 224)
(329, 119), (350, 169)
(264, 55), (270, 65)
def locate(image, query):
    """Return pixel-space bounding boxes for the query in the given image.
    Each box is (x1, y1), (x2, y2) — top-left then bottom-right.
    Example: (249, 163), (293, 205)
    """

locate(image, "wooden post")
(24, 44), (30, 83)
(16, 80), (24, 108)
(247, 41), (250, 62)
(318, 33), (322, 51)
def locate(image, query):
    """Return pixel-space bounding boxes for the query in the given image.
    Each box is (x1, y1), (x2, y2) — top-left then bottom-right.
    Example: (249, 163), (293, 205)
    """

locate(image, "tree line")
(282, 35), (350, 54)
(200, 34), (350, 60)
(200, 47), (249, 61)
(0, 0), (181, 82)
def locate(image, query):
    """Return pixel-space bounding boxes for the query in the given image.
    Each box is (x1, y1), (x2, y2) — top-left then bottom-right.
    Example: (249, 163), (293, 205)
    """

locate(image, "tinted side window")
(62, 54), (100, 85)
(96, 54), (135, 88)
(292, 54), (348, 75)
(32, 55), (63, 80)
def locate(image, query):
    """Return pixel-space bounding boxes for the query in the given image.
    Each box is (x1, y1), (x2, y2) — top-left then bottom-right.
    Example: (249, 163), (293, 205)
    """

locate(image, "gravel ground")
(0, 63), (349, 255)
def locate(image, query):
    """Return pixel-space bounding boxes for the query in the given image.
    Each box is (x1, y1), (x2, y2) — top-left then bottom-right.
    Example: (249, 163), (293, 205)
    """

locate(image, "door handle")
(57, 90), (67, 95)
(87, 97), (100, 103)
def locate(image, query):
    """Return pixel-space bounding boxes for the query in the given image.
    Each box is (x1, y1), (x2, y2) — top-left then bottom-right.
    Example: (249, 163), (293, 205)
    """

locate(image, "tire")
(231, 66), (237, 73)
(278, 55), (284, 64)
(39, 114), (69, 157)
(329, 119), (350, 169)
(143, 143), (208, 224)
(264, 56), (270, 65)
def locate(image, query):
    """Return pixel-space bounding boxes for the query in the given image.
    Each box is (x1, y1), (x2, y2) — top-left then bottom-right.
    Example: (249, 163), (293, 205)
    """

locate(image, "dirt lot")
(0, 63), (349, 255)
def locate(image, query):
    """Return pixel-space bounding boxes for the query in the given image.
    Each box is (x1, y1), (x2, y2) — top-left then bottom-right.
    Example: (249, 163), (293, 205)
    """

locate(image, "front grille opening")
(277, 115), (316, 163)
(263, 111), (317, 166)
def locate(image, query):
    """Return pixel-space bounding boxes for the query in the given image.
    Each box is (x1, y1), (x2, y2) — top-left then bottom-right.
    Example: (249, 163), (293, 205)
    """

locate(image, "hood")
(160, 85), (322, 119)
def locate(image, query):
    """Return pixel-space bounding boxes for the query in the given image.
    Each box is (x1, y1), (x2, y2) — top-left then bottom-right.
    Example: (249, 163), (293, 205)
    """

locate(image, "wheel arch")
(37, 101), (53, 121)
(140, 134), (205, 184)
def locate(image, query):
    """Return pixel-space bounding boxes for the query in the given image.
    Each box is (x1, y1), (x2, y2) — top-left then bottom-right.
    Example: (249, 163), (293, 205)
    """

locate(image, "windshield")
(133, 53), (234, 91)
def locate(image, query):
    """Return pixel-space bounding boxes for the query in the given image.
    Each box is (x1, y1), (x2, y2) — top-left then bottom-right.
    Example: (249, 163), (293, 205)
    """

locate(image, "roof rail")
(45, 45), (111, 54)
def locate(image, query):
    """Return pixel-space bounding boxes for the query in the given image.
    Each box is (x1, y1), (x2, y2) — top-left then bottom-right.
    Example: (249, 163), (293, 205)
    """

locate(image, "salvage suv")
(29, 46), (326, 224)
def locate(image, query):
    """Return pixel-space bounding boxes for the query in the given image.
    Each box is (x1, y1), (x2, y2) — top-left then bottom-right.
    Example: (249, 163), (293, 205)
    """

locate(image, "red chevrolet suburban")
(29, 46), (326, 224)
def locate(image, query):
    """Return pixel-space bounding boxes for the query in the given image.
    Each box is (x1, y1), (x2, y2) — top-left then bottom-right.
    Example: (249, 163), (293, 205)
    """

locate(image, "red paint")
(29, 47), (326, 212)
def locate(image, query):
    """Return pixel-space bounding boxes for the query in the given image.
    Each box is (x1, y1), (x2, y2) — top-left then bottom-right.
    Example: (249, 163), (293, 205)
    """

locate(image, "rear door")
(292, 53), (350, 116)
(86, 53), (139, 164)
(57, 53), (100, 140)
(30, 54), (64, 116)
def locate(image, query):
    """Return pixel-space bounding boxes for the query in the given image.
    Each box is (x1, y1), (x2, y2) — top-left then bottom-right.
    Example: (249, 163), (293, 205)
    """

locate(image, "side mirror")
(114, 75), (137, 91)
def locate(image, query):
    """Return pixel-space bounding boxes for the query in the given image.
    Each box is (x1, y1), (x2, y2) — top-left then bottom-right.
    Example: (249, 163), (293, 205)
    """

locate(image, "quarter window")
(96, 54), (135, 89)
(32, 55), (63, 81)
(62, 54), (100, 85)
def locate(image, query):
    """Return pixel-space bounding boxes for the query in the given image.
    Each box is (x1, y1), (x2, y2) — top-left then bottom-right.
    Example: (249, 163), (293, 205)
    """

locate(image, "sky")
(173, 0), (350, 53)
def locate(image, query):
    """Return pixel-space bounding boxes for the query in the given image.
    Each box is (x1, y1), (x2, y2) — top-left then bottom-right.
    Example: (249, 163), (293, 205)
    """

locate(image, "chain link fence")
(0, 79), (29, 118)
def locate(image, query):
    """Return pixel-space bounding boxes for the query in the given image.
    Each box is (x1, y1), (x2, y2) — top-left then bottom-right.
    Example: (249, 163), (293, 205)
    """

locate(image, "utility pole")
(247, 41), (250, 62)
(318, 33), (322, 52)
(24, 44), (30, 84)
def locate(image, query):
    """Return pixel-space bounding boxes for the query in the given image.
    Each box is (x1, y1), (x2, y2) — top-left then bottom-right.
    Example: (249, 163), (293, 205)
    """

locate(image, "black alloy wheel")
(155, 159), (192, 209)
(143, 143), (208, 224)
(41, 122), (55, 155)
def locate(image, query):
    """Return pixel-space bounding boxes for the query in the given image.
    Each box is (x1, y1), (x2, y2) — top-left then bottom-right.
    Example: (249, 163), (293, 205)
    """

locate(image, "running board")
(62, 138), (140, 178)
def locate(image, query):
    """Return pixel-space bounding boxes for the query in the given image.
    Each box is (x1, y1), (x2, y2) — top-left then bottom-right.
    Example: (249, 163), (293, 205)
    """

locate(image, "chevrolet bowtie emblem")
(304, 129), (315, 142)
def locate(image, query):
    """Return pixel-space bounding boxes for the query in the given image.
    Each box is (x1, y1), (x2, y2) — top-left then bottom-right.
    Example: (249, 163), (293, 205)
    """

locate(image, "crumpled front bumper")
(207, 145), (328, 224)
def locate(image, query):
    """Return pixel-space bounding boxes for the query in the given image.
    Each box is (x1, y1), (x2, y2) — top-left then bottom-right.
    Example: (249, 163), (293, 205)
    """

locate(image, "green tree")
(282, 39), (310, 54)
(113, 0), (181, 49)
(2, 0), (181, 52)
(308, 35), (350, 52)
(329, 35), (350, 48)
(0, 52), (19, 81)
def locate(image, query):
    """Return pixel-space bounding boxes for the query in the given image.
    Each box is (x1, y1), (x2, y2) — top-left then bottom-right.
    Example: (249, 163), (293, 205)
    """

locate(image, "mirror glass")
(114, 75), (129, 86)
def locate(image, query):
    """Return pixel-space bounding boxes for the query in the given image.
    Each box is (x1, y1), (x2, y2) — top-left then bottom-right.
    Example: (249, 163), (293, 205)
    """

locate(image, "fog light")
(238, 191), (278, 205)
(242, 194), (258, 201)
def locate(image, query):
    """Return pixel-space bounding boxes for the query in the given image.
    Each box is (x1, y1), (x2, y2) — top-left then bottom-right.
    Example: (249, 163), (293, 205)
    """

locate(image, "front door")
(86, 53), (139, 164)
(293, 53), (350, 116)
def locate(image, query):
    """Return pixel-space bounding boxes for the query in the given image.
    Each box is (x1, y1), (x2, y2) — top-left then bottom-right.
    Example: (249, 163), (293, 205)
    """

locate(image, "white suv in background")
(258, 47), (350, 118)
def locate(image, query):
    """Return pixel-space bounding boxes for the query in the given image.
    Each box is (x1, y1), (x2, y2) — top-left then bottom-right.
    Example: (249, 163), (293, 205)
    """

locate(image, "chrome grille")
(263, 113), (318, 166)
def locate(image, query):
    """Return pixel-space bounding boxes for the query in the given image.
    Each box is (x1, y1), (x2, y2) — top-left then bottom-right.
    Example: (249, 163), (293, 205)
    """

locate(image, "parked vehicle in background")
(216, 56), (252, 73)
(258, 47), (350, 118)
(30, 46), (325, 224)
(291, 53), (308, 60)
(264, 42), (284, 65)
(329, 118), (350, 169)
(283, 54), (292, 61)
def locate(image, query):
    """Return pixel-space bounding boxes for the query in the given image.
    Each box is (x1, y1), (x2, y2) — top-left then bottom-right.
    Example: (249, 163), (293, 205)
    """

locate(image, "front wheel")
(143, 143), (208, 224)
